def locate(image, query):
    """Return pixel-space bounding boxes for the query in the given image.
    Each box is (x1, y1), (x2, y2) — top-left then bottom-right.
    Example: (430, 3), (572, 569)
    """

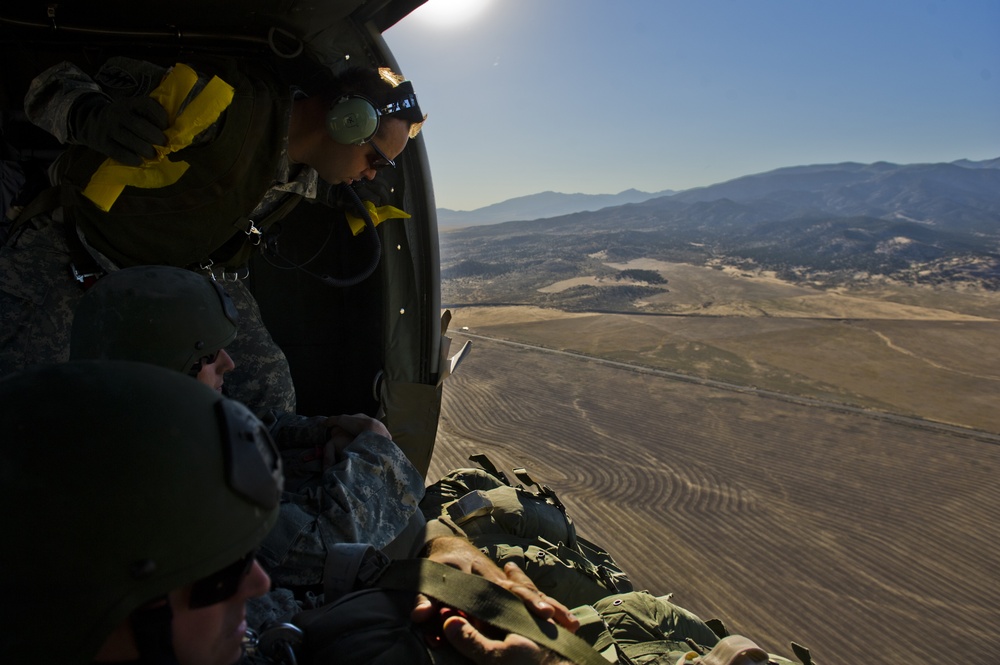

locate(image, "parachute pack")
(420, 453), (634, 608)
(416, 455), (814, 665)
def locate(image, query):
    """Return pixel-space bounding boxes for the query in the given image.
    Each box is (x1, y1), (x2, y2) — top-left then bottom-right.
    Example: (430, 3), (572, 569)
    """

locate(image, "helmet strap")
(130, 600), (178, 664)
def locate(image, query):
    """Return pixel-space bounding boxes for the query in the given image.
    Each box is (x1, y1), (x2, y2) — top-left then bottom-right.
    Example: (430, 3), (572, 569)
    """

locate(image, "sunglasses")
(188, 349), (222, 377)
(189, 550), (257, 609)
(367, 139), (396, 170)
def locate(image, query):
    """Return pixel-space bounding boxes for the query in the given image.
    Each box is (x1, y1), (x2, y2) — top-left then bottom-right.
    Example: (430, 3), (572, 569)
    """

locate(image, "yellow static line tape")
(82, 63), (235, 212)
(345, 201), (411, 236)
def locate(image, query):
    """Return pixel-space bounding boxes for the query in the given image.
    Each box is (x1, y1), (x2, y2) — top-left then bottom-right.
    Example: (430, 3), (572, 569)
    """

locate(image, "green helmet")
(0, 360), (282, 663)
(69, 265), (239, 373)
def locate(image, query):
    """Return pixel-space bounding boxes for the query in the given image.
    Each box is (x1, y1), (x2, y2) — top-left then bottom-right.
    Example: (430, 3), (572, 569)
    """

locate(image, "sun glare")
(410, 0), (493, 27)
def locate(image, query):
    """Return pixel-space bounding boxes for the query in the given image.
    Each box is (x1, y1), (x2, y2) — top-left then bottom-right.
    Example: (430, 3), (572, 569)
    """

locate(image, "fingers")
(329, 413), (391, 439)
(115, 98), (168, 160)
(443, 615), (554, 665)
(502, 562), (580, 633)
(409, 593), (437, 623)
(130, 95), (170, 130)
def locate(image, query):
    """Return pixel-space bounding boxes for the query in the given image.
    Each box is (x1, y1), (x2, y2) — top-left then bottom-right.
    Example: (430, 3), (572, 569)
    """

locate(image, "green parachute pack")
(416, 454), (814, 665)
(420, 453), (633, 609)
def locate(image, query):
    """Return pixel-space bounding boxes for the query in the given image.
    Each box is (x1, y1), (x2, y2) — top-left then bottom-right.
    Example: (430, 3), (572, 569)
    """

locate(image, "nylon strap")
(468, 453), (510, 485)
(376, 559), (609, 665)
(8, 185), (66, 237)
(8, 186), (102, 282)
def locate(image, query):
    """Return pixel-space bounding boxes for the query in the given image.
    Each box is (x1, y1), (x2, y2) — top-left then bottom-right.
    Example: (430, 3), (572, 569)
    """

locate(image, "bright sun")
(410, 0), (493, 27)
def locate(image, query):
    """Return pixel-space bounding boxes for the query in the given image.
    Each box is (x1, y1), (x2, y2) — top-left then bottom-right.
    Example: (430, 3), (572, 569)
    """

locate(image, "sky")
(382, 0), (1000, 212)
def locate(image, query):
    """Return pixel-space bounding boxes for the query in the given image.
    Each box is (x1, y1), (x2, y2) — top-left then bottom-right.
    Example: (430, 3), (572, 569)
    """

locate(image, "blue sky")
(384, 0), (1000, 211)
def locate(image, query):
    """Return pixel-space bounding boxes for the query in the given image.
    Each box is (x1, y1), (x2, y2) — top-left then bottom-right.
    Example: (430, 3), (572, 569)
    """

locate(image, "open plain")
(430, 271), (1000, 664)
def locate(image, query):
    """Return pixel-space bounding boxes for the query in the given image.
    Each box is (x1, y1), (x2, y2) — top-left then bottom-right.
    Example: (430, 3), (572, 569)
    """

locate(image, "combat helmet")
(0, 361), (282, 663)
(69, 265), (239, 374)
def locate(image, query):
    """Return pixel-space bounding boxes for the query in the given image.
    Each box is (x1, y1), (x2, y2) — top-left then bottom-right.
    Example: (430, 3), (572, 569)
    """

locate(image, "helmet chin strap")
(130, 600), (178, 665)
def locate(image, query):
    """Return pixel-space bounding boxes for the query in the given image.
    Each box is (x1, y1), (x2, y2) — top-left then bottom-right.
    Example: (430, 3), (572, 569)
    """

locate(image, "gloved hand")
(69, 93), (169, 166)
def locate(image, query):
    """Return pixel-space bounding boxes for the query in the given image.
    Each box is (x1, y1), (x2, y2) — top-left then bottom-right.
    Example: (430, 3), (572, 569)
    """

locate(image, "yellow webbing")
(82, 63), (235, 212)
(345, 200), (411, 236)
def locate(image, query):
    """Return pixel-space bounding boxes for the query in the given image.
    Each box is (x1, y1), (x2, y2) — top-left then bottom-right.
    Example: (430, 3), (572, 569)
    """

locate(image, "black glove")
(69, 93), (169, 166)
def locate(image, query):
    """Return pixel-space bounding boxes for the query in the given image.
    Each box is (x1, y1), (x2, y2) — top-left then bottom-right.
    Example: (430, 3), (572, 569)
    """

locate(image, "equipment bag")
(421, 455), (634, 607)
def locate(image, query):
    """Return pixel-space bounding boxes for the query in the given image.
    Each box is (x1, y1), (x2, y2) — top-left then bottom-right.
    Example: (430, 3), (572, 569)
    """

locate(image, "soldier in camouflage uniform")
(0, 360), (283, 663)
(0, 55), (424, 416)
(68, 265), (427, 589)
(0, 361), (581, 665)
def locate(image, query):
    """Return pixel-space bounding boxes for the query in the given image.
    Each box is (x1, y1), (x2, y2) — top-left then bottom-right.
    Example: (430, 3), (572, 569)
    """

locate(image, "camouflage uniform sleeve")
(257, 430), (426, 588)
(24, 61), (104, 143)
(24, 57), (172, 144)
(264, 411), (331, 449)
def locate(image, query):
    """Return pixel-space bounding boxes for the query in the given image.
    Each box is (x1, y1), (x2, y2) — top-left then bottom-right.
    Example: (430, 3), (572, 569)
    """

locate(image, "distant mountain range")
(437, 188), (675, 228)
(440, 158), (1000, 306)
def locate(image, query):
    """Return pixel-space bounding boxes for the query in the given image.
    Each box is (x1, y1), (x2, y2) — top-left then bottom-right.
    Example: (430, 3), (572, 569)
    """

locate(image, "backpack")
(421, 454), (634, 608)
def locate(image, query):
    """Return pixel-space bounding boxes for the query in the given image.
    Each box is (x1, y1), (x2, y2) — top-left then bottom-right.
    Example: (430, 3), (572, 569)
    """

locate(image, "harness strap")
(468, 453), (512, 485)
(376, 558), (608, 665)
(508, 463), (567, 512)
(9, 185), (65, 236)
(9, 185), (104, 288)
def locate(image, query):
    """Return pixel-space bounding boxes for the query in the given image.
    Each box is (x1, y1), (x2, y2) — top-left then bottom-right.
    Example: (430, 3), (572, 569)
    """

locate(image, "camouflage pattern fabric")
(24, 58), (318, 210)
(0, 213), (80, 373)
(26, 58), (211, 144)
(0, 214), (296, 414)
(263, 411), (335, 449)
(258, 430), (425, 588)
(2, 57), (325, 413)
(223, 278), (296, 414)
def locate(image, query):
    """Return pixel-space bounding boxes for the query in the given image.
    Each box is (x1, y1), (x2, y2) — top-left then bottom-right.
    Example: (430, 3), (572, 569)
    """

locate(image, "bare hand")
(322, 413), (391, 467)
(412, 537), (579, 633)
(443, 614), (571, 665)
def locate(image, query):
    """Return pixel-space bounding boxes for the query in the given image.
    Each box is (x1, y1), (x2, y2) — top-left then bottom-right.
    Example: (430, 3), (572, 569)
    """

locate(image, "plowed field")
(428, 336), (1000, 664)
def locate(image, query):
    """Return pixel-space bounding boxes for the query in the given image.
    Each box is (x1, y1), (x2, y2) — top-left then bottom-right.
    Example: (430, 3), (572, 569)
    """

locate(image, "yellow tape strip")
(346, 201), (411, 236)
(82, 63), (235, 212)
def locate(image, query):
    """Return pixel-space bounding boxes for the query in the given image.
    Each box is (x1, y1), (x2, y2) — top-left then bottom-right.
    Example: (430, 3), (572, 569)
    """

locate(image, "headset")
(325, 95), (381, 145)
(324, 81), (421, 146)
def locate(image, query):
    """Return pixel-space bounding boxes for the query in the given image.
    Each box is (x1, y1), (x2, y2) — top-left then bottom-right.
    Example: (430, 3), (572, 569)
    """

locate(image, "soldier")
(69, 262), (239, 390)
(0, 361), (283, 663)
(68, 265), (426, 563)
(0, 361), (582, 665)
(1, 57), (424, 415)
(59, 273), (796, 665)
(63, 265), (584, 660)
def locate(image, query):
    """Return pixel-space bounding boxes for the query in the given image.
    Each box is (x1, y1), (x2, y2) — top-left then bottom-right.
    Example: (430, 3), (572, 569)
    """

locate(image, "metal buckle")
(222, 266), (250, 281)
(70, 263), (103, 288)
(246, 220), (262, 245)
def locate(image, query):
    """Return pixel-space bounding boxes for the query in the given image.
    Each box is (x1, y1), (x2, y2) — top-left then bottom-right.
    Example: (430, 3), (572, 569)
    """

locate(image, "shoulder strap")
(8, 185), (67, 237)
(376, 559), (609, 665)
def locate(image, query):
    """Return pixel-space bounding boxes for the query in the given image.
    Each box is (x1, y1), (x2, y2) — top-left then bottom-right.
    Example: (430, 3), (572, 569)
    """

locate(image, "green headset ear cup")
(326, 95), (380, 145)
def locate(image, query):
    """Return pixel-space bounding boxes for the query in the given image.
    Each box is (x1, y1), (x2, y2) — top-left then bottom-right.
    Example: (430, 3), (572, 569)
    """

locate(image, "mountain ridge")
(439, 157), (1000, 307)
(437, 188), (675, 228)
